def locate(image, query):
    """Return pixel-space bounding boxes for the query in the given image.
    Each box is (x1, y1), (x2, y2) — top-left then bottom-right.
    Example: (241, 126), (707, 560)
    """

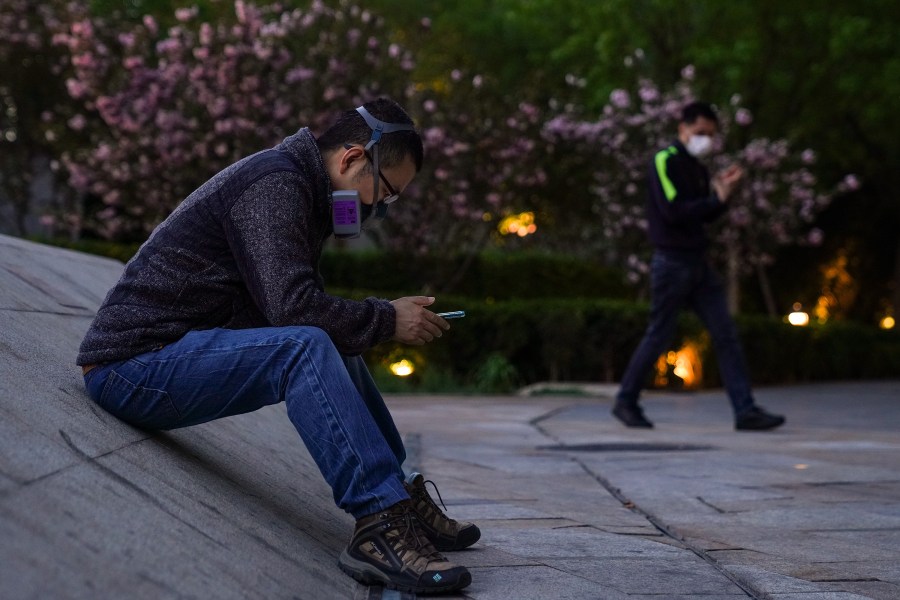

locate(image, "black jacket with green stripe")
(645, 140), (727, 254)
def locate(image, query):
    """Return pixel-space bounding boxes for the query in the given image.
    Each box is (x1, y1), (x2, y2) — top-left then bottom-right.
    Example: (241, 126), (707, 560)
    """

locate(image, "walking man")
(612, 101), (785, 431)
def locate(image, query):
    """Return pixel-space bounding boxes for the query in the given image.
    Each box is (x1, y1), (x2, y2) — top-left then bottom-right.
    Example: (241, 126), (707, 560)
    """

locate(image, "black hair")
(316, 97), (424, 172)
(680, 101), (719, 126)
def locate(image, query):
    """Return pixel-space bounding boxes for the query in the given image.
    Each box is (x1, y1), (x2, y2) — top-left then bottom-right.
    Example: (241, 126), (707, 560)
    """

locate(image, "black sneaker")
(405, 472), (481, 551)
(338, 500), (471, 594)
(612, 402), (654, 428)
(735, 406), (785, 431)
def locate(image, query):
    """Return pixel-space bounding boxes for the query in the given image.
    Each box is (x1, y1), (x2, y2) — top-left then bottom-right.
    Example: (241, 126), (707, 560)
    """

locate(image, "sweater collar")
(276, 127), (333, 203)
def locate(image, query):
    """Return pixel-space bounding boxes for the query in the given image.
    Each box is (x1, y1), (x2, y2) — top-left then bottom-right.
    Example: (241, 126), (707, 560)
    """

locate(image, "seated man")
(77, 97), (478, 594)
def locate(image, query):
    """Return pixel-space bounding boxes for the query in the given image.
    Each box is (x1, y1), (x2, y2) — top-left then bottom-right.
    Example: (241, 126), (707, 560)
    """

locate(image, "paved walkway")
(386, 381), (900, 600)
(3, 235), (898, 599)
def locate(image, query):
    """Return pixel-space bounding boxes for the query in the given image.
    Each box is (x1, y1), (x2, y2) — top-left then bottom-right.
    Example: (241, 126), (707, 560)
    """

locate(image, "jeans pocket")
(99, 369), (181, 429)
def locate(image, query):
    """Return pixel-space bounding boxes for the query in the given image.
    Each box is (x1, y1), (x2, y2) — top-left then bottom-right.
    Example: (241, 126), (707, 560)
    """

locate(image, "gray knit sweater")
(77, 128), (396, 365)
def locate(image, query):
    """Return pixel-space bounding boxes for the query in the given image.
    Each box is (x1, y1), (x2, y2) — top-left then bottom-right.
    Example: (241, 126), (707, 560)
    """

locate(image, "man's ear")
(677, 121), (691, 143)
(339, 144), (365, 175)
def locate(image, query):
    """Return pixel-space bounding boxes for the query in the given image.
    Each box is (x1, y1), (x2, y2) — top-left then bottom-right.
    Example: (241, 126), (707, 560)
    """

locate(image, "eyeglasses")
(364, 149), (400, 204)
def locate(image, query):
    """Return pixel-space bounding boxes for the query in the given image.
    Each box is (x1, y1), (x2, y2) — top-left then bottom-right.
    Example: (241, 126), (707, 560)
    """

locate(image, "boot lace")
(384, 503), (443, 569)
(414, 478), (458, 526)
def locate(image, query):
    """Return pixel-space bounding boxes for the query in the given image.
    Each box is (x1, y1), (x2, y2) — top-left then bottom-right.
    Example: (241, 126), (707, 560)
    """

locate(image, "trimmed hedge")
(30, 237), (142, 264)
(40, 240), (634, 300)
(42, 239), (900, 391)
(319, 250), (634, 300)
(357, 293), (900, 392)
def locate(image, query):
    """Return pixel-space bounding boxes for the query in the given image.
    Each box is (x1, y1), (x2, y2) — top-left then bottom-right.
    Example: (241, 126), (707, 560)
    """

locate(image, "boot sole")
(338, 550), (472, 594)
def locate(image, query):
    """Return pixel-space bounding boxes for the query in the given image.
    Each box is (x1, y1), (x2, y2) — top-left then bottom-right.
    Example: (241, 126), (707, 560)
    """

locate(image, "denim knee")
(279, 326), (338, 357)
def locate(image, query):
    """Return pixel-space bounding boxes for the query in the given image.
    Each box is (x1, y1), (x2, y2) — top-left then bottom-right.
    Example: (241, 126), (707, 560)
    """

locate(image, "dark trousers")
(616, 250), (754, 416)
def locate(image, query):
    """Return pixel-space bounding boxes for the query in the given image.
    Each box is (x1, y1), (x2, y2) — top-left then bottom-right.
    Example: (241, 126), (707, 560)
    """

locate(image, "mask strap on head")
(356, 106), (415, 220)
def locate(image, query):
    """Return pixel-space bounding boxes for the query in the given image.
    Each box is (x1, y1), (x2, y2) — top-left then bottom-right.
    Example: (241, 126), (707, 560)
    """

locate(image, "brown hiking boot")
(338, 500), (471, 594)
(404, 472), (481, 551)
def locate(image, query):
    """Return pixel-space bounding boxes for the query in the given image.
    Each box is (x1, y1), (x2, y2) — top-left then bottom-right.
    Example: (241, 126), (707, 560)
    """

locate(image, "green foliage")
(366, 296), (900, 393)
(361, 296), (675, 390)
(472, 353), (520, 393)
(30, 237), (141, 263)
(733, 317), (900, 384)
(319, 250), (635, 300)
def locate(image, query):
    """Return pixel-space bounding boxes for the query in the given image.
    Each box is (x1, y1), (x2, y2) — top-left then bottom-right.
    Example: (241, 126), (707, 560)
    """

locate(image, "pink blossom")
(841, 174), (860, 191)
(235, 0), (247, 24)
(199, 23), (213, 45)
(175, 7), (196, 22)
(735, 108), (753, 126)
(143, 15), (158, 35)
(65, 78), (86, 99)
(68, 114), (87, 131)
(610, 89), (630, 108)
(638, 84), (658, 103)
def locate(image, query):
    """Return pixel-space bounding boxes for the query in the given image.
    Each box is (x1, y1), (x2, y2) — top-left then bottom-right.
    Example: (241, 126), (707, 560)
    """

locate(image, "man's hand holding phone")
(390, 296), (451, 345)
(713, 163), (745, 202)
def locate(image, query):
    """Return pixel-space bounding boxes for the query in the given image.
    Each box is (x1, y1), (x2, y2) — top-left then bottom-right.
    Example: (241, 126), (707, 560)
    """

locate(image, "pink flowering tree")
(541, 62), (858, 312)
(43, 0), (418, 238)
(37, 1), (547, 262)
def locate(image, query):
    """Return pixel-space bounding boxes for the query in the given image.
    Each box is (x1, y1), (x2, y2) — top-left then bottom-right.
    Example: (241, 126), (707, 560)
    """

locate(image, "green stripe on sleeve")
(654, 146), (678, 202)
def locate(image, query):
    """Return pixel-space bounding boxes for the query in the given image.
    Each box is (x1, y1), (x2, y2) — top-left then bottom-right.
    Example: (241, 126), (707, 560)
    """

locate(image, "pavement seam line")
(574, 460), (760, 599)
(530, 404), (762, 600)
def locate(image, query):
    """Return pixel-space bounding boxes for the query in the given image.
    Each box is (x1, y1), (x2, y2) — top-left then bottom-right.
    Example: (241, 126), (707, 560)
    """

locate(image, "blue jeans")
(616, 250), (754, 416)
(83, 326), (409, 519)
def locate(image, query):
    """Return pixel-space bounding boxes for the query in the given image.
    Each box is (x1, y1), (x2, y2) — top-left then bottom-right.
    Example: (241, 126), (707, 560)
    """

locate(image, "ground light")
(654, 342), (702, 389)
(787, 302), (810, 326)
(880, 315), (895, 330)
(389, 359), (415, 377)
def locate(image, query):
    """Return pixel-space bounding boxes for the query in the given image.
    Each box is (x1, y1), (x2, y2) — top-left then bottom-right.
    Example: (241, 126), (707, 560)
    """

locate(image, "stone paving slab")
(392, 396), (754, 599)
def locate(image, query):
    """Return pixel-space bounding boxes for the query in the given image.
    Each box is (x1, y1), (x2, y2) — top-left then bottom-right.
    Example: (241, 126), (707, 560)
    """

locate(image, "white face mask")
(685, 134), (713, 157)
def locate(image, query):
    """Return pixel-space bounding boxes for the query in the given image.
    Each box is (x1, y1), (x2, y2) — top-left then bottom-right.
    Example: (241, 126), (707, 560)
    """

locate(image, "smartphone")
(436, 311), (466, 319)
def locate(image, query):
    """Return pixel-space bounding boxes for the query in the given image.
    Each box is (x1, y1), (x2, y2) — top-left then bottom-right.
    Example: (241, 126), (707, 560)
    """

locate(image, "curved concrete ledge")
(0, 235), (355, 599)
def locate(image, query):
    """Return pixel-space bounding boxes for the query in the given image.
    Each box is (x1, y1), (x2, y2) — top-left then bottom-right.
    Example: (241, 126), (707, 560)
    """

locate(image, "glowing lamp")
(654, 342), (702, 389)
(498, 211), (537, 237)
(389, 359), (415, 377)
(880, 315), (895, 330)
(787, 303), (809, 327)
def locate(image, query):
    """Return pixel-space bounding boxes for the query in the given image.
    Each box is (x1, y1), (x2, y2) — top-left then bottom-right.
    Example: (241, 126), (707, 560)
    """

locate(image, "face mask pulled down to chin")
(685, 134), (713, 158)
